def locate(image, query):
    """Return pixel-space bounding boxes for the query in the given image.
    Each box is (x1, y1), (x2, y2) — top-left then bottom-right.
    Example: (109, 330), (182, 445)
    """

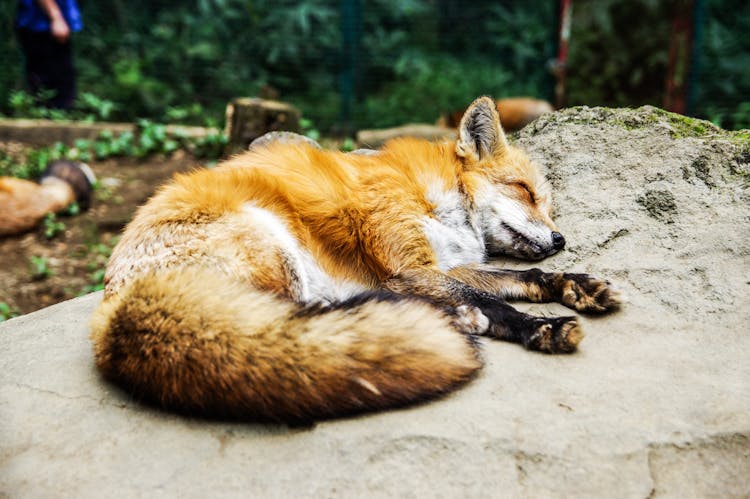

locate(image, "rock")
(1, 106), (749, 498)
(249, 131), (321, 150)
(356, 124), (456, 148)
(224, 98), (301, 155)
(249, 132), (379, 157)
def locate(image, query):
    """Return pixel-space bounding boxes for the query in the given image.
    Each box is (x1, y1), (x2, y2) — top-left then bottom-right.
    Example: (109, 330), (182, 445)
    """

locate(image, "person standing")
(15, 0), (83, 110)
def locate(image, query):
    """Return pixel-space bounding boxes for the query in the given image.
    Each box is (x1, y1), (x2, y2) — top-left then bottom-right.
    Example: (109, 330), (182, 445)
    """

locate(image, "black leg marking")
(448, 266), (622, 313)
(384, 268), (586, 353)
(462, 289), (582, 354)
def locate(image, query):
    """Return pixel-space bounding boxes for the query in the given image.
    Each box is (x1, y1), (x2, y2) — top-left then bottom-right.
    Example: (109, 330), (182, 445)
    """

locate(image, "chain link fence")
(0, 0), (747, 131)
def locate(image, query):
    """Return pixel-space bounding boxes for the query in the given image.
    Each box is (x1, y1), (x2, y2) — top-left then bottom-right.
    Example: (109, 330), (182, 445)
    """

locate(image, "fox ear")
(455, 96), (507, 162)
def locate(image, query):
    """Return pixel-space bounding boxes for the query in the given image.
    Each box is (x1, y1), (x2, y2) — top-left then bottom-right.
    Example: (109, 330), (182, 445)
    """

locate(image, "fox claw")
(561, 274), (622, 313)
(525, 317), (582, 354)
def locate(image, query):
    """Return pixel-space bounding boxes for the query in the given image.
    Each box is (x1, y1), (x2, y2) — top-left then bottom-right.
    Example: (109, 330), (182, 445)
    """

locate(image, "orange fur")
(0, 177), (74, 236)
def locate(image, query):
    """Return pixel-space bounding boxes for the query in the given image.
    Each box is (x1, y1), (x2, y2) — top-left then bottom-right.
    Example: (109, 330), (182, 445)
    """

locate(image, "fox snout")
(528, 229), (566, 260)
(484, 221), (566, 261)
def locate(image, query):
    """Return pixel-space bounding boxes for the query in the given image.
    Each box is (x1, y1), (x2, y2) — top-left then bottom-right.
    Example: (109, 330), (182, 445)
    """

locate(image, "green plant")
(340, 137), (355, 152)
(8, 89), (65, 120)
(64, 202), (81, 216)
(300, 118), (321, 142)
(80, 236), (120, 294)
(0, 142), (66, 180)
(163, 103), (205, 123)
(30, 255), (52, 280)
(81, 268), (107, 293)
(42, 213), (66, 239)
(77, 92), (117, 121)
(189, 129), (228, 159)
(1, 121), (227, 183)
(0, 150), (20, 178)
(6, 90), (117, 122)
(93, 180), (115, 202)
(0, 302), (19, 322)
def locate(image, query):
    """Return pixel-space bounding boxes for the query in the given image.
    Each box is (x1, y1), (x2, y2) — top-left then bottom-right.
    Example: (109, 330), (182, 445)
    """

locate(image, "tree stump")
(224, 98), (301, 155)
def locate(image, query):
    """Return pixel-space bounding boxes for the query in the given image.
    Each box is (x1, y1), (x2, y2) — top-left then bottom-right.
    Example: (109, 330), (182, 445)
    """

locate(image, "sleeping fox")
(0, 160), (94, 236)
(90, 96), (620, 423)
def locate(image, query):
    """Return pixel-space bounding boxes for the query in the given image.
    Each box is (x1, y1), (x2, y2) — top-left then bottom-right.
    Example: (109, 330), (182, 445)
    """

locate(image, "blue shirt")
(16, 0), (83, 32)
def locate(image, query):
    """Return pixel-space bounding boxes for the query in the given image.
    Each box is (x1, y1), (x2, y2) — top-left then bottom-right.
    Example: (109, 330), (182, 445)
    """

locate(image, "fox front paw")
(560, 274), (622, 313)
(452, 305), (490, 335)
(525, 317), (583, 354)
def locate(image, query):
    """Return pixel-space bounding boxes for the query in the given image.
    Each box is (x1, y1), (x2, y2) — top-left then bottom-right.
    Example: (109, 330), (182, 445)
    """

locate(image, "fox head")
(456, 96), (565, 260)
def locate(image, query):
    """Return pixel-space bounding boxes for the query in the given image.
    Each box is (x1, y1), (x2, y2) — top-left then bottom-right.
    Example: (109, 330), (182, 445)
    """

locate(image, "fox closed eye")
(511, 182), (536, 204)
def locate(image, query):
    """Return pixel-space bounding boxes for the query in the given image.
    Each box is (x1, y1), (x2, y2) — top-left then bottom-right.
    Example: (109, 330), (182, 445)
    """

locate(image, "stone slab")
(1, 106), (749, 498)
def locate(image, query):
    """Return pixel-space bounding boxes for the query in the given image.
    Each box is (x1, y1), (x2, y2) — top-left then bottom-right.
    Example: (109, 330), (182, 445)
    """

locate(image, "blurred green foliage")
(360, 1), (555, 127)
(41, 214), (65, 239)
(8, 89), (117, 121)
(0, 121), (226, 183)
(29, 254), (53, 278)
(1, 0), (554, 130)
(0, 302), (19, 322)
(566, 0), (671, 108)
(567, 0), (750, 130)
(0, 0), (747, 130)
(692, 0), (750, 129)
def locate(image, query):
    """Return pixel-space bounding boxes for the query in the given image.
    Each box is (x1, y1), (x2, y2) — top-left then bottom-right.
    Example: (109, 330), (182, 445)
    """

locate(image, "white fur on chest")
(242, 204), (367, 304)
(421, 185), (485, 270)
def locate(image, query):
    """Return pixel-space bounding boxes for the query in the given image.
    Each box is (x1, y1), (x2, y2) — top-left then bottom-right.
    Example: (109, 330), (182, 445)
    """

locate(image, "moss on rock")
(523, 105), (727, 140)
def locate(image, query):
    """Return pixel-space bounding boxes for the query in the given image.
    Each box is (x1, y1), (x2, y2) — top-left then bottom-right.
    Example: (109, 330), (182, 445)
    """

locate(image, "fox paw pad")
(561, 274), (622, 313)
(525, 317), (582, 354)
(453, 305), (490, 335)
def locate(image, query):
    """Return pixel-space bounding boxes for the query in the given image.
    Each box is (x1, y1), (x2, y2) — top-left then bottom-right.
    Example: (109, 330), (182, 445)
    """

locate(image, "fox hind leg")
(386, 268), (583, 354)
(469, 294), (582, 354)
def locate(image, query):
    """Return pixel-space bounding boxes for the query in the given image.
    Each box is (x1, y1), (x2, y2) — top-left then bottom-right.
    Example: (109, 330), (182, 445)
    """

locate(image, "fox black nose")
(552, 232), (566, 250)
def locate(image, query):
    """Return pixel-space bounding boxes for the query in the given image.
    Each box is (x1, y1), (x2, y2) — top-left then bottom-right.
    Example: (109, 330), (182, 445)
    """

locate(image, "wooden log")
(356, 124), (456, 149)
(0, 119), (211, 147)
(224, 98), (301, 154)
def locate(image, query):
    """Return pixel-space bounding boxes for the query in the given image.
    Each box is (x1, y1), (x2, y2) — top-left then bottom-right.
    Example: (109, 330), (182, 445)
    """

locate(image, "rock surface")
(2, 106), (749, 498)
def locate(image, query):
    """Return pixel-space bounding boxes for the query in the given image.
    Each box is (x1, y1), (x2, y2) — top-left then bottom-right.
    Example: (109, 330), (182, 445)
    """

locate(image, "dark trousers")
(16, 28), (77, 110)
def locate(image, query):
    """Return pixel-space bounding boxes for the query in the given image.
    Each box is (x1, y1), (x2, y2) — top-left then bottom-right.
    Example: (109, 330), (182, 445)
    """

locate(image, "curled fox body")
(90, 97), (620, 423)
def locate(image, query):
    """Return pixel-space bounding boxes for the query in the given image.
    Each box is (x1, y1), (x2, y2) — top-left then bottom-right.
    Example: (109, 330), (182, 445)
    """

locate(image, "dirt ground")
(0, 145), (204, 317)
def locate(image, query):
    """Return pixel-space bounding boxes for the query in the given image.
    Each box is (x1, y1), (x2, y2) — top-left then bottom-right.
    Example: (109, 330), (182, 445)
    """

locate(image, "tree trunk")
(224, 98), (301, 155)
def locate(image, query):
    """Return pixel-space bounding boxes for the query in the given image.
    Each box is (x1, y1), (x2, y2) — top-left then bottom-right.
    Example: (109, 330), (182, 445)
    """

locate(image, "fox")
(0, 160), (95, 236)
(90, 96), (620, 424)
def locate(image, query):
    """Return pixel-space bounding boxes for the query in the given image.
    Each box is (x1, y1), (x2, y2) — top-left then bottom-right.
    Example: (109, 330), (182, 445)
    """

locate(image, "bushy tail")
(90, 267), (481, 423)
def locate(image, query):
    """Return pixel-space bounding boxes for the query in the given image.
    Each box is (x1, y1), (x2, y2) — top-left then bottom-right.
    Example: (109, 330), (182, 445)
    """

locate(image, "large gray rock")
(2, 106), (749, 498)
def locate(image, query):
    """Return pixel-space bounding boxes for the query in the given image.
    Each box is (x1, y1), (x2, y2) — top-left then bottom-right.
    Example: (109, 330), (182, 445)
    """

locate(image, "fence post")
(340, 0), (361, 135)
